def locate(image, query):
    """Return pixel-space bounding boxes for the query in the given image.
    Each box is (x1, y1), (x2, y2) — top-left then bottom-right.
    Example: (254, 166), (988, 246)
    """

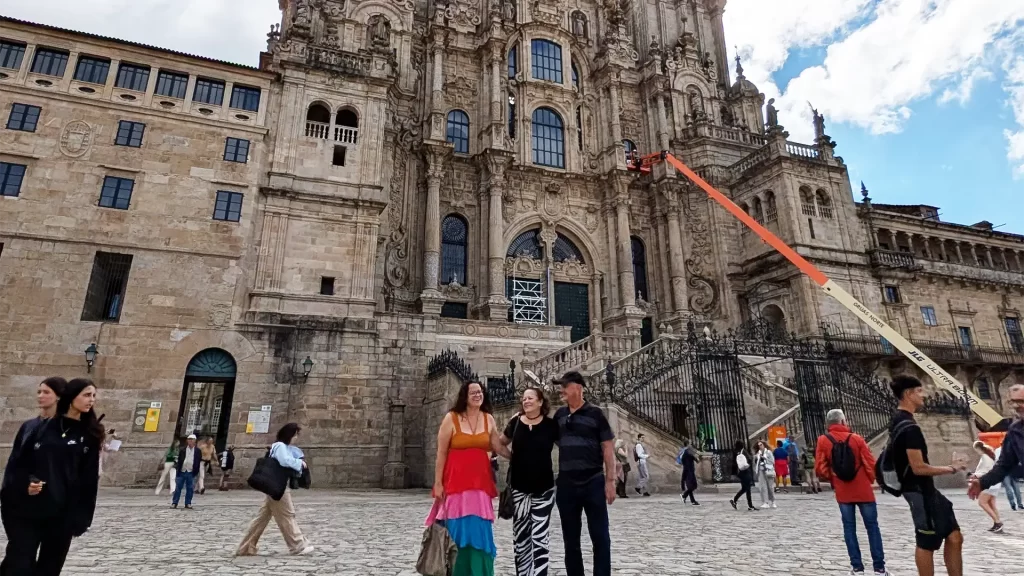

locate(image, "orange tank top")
(449, 412), (491, 451)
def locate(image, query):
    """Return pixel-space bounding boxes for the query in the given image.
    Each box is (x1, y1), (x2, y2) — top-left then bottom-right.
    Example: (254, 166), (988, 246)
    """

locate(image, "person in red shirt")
(816, 409), (890, 576)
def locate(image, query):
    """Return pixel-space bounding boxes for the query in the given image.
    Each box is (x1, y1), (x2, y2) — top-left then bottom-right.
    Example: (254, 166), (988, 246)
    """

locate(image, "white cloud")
(939, 68), (993, 106)
(1004, 55), (1024, 177)
(3, 1), (281, 67)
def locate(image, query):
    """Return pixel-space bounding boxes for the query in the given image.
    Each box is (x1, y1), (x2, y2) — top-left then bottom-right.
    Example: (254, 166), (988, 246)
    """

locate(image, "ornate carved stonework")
(441, 280), (475, 302)
(59, 120), (93, 158)
(505, 256), (544, 276)
(551, 257), (591, 280)
(683, 187), (719, 315)
(445, 0), (482, 29)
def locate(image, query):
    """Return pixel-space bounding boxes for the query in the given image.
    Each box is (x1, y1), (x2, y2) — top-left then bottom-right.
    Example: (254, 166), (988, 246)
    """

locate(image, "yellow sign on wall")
(144, 407), (161, 432)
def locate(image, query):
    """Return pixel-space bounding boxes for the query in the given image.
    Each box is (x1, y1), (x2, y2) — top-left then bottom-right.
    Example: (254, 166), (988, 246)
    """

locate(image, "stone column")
(604, 204), (620, 310)
(420, 146), (449, 314)
(707, 0), (730, 83)
(615, 192), (637, 308)
(1015, 251), (1022, 271)
(487, 44), (504, 148)
(381, 402), (408, 489)
(955, 243), (964, 264)
(428, 32), (447, 141)
(655, 91), (671, 151)
(887, 230), (898, 251)
(608, 79), (623, 167)
(592, 272), (603, 328)
(985, 246), (995, 268)
(664, 186), (687, 314)
(970, 244), (980, 266)
(483, 152), (511, 320)
(939, 239), (948, 262)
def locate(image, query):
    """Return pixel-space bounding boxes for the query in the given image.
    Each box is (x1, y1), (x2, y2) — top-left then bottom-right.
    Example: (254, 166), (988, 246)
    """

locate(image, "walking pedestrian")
(969, 384), (1024, 513)
(154, 440), (178, 496)
(614, 439), (630, 498)
(552, 371), (616, 576)
(802, 450), (821, 494)
(787, 438), (801, 486)
(634, 433), (651, 497)
(99, 429), (119, 481)
(170, 434), (202, 509)
(197, 437), (217, 494)
(218, 445), (235, 491)
(499, 386), (558, 576)
(815, 409), (889, 576)
(729, 441), (757, 511)
(995, 446), (1022, 511)
(0, 378), (103, 576)
(425, 381), (508, 576)
(237, 423), (314, 556)
(773, 440), (790, 492)
(888, 376), (967, 576)
(971, 441), (1002, 533)
(677, 439), (700, 505)
(752, 440), (776, 509)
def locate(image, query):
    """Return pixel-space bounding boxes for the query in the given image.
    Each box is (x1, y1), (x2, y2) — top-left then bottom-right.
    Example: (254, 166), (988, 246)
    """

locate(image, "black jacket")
(175, 445), (203, 474)
(0, 416), (100, 535)
(980, 418), (1024, 489)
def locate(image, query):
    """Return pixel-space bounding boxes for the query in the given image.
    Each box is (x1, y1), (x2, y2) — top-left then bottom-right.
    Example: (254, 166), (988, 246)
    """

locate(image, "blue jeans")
(1002, 476), (1022, 509)
(172, 471), (195, 507)
(839, 502), (885, 573)
(556, 475), (610, 576)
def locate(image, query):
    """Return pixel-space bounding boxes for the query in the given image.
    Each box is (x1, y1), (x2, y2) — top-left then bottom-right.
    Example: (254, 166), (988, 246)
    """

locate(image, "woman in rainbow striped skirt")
(426, 380), (510, 575)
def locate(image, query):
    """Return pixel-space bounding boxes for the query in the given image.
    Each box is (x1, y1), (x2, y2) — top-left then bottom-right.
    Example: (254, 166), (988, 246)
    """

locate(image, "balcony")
(870, 249), (918, 269)
(917, 257), (1024, 285)
(822, 333), (1024, 367)
(334, 125), (358, 145)
(305, 120), (330, 139)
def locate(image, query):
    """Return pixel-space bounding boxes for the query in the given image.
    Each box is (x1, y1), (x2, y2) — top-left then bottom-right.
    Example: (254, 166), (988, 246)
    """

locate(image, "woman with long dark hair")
(729, 440), (757, 512)
(36, 377), (67, 420)
(0, 378), (103, 575)
(237, 423), (313, 556)
(426, 381), (510, 576)
(499, 386), (558, 576)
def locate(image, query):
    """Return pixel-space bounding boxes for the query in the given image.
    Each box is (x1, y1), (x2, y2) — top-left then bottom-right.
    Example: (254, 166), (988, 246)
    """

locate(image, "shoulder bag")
(416, 500), (457, 575)
(247, 445), (290, 501)
(497, 416), (519, 520)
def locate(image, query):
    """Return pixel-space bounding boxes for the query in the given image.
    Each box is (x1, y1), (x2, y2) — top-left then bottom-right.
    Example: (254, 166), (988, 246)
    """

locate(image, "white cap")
(187, 434), (197, 440)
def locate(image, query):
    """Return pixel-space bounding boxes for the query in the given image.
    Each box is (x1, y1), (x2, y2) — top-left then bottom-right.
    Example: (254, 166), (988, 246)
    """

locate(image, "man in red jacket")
(816, 409), (890, 576)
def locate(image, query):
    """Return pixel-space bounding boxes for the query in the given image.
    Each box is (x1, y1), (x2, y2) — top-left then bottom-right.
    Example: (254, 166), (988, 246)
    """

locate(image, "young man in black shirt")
(889, 376), (967, 576)
(552, 371), (616, 576)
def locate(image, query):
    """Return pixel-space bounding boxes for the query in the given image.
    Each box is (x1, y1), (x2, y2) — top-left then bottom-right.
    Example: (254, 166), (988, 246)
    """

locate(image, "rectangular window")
(880, 337), (894, 355)
(229, 85), (261, 111)
(530, 39), (563, 83)
(1006, 317), (1023, 353)
(114, 120), (145, 147)
(441, 302), (468, 319)
(213, 191), (243, 222)
(154, 70), (189, 99)
(808, 218), (816, 239)
(73, 55), (110, 84)
(223, 137), (250, 163)
(320, 277), (335, 296)
(81, 252), (133, 322)
(0, 162), (27, 197)
(30, 48), (69, 77)
(883, 285), (901, 304)
(508, 45), (517, 79)
(115, 63), (150, 92)
(99, 176), (134, 210)
(332, 145), (347, 166)
(192, 78), (225, 106)
(976, 377), (992, 401)
(920, 306), (938, 326)
(958, 326), (973, 348)
(0, 40), (26, 70)
(7, 103), (41, 132)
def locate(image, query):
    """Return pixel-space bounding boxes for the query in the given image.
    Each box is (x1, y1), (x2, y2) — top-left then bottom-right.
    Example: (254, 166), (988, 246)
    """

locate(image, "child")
(218, 446), (235, 491)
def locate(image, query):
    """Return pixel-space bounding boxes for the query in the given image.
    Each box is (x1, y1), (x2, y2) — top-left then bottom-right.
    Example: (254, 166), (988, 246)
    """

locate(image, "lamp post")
(84, 343), (98, 373)
(302, 356), (314, 380)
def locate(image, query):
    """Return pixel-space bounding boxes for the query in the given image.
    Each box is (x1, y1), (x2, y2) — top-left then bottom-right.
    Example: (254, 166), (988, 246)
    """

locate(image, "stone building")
(1, 0), (1022, 488)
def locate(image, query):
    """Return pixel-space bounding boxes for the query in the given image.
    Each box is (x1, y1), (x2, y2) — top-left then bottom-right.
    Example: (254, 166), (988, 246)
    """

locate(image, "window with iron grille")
(920, 306), (937, 327)
(99, 176), (134, 210)
(441, 214), (468, 285)
(441, 302), (468, 319)
(73, 55), (110, 84)
(631, 236), (648, 300)
(1006, 317), (1023, 353)
(81, 252), (133, 322)
(155, 70), (189, 99)
(958, 326), (973, 348)
(193, 78), (225, 106)
(229, 85), (261, 111)
(507, 229), (542, 259)
(508, 45), (517, 79)
(976, 377), (992, 401)
(0, 41), (26, 70)
(553, 233), (584, 263)
(30, 48), (69, 77)
(213, 191), (243, 222)
(0, 162), (26, 197)
(530, 39), (563, 83)
(114, 120), (145, 147)
(883, 285), (901, 304)
(446, 110), (470, 154)
(223, 137), (250, 163)
(115, 63), (150, 91)
(531, 107), (564, 168)
(7, 103), (41, 132)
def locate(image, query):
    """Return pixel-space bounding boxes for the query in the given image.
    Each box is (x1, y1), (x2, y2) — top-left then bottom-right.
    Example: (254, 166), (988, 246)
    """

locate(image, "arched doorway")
(176, 348), (237, 452)
(761, 304), (788, 339)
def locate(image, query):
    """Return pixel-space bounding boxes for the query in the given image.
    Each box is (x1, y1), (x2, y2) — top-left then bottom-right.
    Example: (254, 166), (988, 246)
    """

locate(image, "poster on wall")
(768, 425), (787, 448)
(246, 405), (272, 434)
(133, 401), (162, 432)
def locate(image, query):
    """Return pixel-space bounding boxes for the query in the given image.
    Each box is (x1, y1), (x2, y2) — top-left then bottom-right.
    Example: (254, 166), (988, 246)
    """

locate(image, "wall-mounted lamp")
(84, 342), (98, 373)
(302, 356), (314, 379)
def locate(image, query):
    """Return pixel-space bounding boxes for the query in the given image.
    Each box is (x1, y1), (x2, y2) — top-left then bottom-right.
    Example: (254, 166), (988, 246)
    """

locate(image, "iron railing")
(822, 323), (1024, 366)
(427, 349), (478, 382)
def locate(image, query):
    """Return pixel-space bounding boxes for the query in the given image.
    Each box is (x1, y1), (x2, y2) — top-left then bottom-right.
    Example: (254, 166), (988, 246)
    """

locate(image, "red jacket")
(815, 424), (876, 504)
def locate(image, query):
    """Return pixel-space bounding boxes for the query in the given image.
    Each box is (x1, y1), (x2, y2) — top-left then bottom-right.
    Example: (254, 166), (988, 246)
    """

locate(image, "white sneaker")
(771, 502), (777, 508)
(874, 570), (892, 576)
(294, 546), (315, 556)
(760, 503), (770, 509)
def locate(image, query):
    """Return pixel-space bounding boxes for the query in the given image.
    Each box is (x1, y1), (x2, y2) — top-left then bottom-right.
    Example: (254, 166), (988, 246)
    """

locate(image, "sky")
(4, 0), (1023, 233)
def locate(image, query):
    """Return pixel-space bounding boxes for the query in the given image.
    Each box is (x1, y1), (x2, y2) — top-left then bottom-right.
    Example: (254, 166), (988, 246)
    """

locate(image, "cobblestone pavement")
(2, 488), (1020, 575)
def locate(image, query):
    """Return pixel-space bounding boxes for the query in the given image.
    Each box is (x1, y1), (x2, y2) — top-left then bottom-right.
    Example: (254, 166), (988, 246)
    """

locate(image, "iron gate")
(793, 357), (894, 446)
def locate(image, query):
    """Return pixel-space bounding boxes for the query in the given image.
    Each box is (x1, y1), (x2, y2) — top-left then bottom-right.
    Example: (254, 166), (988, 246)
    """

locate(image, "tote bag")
(247, 447), (290, 501)
(416, 516), (457, 575)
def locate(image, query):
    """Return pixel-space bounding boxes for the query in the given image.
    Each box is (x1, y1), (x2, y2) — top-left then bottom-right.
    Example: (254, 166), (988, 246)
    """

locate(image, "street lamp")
(84, 343), (98, 373)
(302, 356), (314, 379)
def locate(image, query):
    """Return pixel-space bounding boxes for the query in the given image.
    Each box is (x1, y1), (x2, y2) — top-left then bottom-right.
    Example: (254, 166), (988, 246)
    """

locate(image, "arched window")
(508, 229), (542, 259)
(335, 108), (359, 144)
(446, 110), (470, 154)
(800, 186), (815, 216)
(508, 92), (517, 140)
(739, 202), (750, 215)
(764, 191), (778, 222)
(441, 215), (468, 285)
(305, 102), (330, 139)
(751, 197), (764, 223)
(508, 45), (518, 79)
(553, 233), (584, 263)
(576, 106), (583, 151)
(631, 236), (648, 301)
(571, 60), (580, 91)
(531, 39), (563, 83)
(623, 139), (637, 164)
(336, 108), (358, 127)
(531, 107), (565, 168)
(816, 189), (833, 219)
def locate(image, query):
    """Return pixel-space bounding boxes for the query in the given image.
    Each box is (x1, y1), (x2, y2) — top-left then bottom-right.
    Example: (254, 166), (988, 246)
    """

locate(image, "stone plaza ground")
(2, 488), (1021, 575)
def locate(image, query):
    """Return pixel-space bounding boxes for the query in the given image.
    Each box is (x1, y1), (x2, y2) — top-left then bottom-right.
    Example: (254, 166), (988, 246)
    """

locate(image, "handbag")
(497, 416), (519, 520)
(297, 466), (312, 489)
(416, 503), (457, 576)
(247, 446), (290, 501)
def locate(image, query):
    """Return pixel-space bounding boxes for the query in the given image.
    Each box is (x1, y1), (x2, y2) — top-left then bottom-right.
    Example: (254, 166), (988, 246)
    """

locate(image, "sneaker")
(635, 487), (641, 495)
(760, 503), (770, 509)
(747, 506), (758, 511)
(992, 523), (1003, 533)
(874, 570), (892, 576)
(643, 492), (651, 497)
(680, 494), (686, 503)
(730, 499), (738, 510)
(691, 501), (701, 506)
(184, 505), (193, 510)
(170, 504), (178, 509)
(293, 546), (315, 556)
(771, 502), (777, 509)
(848, 570), (864, 575)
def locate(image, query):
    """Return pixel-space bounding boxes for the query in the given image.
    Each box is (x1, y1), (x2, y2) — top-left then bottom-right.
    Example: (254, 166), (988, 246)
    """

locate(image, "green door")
(554, 282), (590, 342)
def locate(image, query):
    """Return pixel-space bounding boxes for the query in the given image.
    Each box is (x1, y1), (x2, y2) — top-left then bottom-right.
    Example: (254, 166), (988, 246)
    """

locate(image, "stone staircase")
(520, 332), (636, 386)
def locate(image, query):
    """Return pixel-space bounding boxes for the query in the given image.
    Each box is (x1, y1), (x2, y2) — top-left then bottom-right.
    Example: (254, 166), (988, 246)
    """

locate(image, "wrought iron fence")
(921, 392), (971, 417)
(427, 349), (478, 382)
(820, 322), (1024, 366)
(489, 360), (518, 409)
(792, 357), (894, 449)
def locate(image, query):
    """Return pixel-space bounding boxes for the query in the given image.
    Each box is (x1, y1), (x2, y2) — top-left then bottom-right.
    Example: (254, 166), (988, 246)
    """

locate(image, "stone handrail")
(730, 143), (773, 177)
(870, 249), (917, 269)
(600, 333), (635, 363)
(785, 141), (822, 160)
(693, 123), (768, 146)
(523, 335), (595, 384)
(334, 125), (359, 144)
(748, 404), (801, 443)
(305, 120), (330, 139)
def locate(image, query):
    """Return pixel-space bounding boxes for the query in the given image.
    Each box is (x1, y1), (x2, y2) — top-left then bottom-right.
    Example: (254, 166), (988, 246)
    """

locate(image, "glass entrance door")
(176, 380), (234, 451)
(554, 281), (590, 342)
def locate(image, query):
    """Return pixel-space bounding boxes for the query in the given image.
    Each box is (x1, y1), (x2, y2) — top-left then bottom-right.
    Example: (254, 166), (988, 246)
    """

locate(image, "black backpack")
(825, 433), (858, 482)
(876, 420), (918, 497)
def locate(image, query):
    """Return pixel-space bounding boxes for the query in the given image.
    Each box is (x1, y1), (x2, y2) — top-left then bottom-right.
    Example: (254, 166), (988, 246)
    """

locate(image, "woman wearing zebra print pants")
(500, 387), (559, 576)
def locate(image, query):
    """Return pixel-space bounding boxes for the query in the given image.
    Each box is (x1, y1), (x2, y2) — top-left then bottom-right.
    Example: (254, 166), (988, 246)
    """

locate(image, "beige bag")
(415, 521), (457, 576)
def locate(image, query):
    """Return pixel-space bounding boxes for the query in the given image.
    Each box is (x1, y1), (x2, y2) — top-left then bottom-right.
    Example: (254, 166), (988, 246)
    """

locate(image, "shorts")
(904, 490), (960, 551)
(774, 460), (789, 477)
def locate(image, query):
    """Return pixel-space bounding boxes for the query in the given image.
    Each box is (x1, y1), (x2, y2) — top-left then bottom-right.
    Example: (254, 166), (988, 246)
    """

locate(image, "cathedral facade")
(1, 1), (1022, 487)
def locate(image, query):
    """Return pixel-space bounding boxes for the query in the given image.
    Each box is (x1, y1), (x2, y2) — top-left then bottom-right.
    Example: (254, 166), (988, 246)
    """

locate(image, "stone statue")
(720, 104), (734, 127)
(293, 0), (311, 27)
(811, 105), (826, 139)
(572, 11), (588, 38)
(689, 91), (704, 117)
(503, 0), (516, 22)
(369, 14), (391, 49)
(766, 98), (779, 128)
